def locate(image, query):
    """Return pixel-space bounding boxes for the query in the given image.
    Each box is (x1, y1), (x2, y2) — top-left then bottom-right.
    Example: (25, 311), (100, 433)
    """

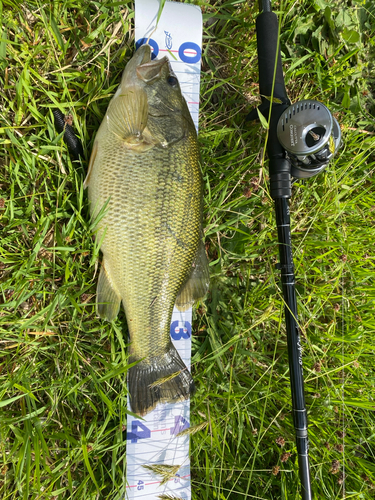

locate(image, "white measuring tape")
(126, 1), (203, 499)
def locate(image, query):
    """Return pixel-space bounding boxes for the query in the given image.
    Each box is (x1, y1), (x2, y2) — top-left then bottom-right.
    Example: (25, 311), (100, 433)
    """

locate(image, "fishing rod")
(247, 1), (341, 498)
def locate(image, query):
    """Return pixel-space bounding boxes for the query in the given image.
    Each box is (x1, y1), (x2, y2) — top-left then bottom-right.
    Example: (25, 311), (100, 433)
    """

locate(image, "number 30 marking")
(170, 320), (191, 340)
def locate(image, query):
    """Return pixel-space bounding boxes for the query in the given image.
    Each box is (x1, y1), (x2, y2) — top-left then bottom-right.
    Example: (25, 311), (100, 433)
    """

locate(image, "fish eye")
(167, 75), (178, 87)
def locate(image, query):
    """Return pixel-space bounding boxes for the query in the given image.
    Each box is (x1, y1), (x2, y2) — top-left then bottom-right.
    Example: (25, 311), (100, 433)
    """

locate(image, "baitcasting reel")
(277, 99), (341, 179)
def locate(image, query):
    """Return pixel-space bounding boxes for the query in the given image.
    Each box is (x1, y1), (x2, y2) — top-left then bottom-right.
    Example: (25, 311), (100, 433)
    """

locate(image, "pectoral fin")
(106, 87), (156, 152)
(175, 238), (210, 312)
(96, 262), (121, 321)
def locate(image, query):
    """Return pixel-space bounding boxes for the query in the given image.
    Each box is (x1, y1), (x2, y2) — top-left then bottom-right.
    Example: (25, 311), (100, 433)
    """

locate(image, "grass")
(1, 0), (375, 498)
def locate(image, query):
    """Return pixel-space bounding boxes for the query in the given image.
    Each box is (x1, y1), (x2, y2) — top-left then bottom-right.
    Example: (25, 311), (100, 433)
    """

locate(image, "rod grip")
(256, 11), (288, 102)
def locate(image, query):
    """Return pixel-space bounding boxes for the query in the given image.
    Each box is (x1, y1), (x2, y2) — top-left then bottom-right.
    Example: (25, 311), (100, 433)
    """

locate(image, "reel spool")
(277, 100), (341, 179)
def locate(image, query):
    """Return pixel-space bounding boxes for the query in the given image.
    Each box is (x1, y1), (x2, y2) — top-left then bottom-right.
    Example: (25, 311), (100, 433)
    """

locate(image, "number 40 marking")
(127, 421), (151, 443)
(127, 416), (190, 442)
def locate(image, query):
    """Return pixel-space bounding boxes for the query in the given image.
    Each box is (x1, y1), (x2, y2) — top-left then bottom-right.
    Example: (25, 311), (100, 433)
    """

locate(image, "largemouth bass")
(85, 44), (209, 415)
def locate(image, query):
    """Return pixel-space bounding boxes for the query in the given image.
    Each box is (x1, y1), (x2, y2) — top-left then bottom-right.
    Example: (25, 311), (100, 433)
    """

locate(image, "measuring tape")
(126, 1), (203, 498)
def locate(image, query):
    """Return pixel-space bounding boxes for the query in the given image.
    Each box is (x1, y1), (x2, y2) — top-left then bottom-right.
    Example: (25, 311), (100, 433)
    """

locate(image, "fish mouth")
(120, 44), (170, 88)
(135, 43), (153, 65)
(136, 46), (169, 83)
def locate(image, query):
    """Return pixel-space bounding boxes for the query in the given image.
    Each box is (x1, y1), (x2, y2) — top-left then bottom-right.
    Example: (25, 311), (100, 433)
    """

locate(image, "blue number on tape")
(135, 38), (159, 59)
(179, 42), (201, 64)
(170, 320), (191, 341)
(170, 415), (189, 435)
(127, 420), (151, 443)
(137, 480), (144, 491)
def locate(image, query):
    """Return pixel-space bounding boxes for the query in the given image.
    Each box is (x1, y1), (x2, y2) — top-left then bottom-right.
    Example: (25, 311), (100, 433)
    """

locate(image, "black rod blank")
(275, 198), (312, 500)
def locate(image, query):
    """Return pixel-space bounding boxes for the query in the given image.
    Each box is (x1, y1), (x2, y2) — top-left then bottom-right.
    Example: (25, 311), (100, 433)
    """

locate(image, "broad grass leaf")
(0, 394), (26, 408)
(342, 28), (360, 44)
(256, 108), (269, 129)
(0, 29), (6, 59)
(49, 13), (65, 54)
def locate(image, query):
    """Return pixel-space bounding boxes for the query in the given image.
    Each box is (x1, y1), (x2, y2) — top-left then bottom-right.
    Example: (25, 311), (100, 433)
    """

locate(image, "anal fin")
(96, 262), (121, 321)
(175, 237), (210, 312)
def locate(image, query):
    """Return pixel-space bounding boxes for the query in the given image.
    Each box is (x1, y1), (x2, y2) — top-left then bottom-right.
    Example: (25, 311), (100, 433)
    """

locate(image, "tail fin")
(128, 343), (195, 416)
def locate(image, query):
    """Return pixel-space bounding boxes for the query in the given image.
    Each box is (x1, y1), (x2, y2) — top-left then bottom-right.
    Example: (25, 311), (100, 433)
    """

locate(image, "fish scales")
(86, 44), (209, 415)
(90, 131), (201, 357)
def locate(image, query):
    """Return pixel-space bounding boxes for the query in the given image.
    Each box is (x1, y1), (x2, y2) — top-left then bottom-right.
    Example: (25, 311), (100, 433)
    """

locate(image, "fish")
(84, 44), (209, 415)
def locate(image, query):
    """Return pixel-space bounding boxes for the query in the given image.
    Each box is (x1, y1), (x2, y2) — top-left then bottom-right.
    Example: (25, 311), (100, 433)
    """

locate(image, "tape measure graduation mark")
(126, 2), (203, 498)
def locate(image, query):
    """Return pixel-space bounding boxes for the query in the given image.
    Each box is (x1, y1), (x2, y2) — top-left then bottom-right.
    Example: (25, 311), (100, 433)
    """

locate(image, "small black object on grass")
(53, 109), (84, 161)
